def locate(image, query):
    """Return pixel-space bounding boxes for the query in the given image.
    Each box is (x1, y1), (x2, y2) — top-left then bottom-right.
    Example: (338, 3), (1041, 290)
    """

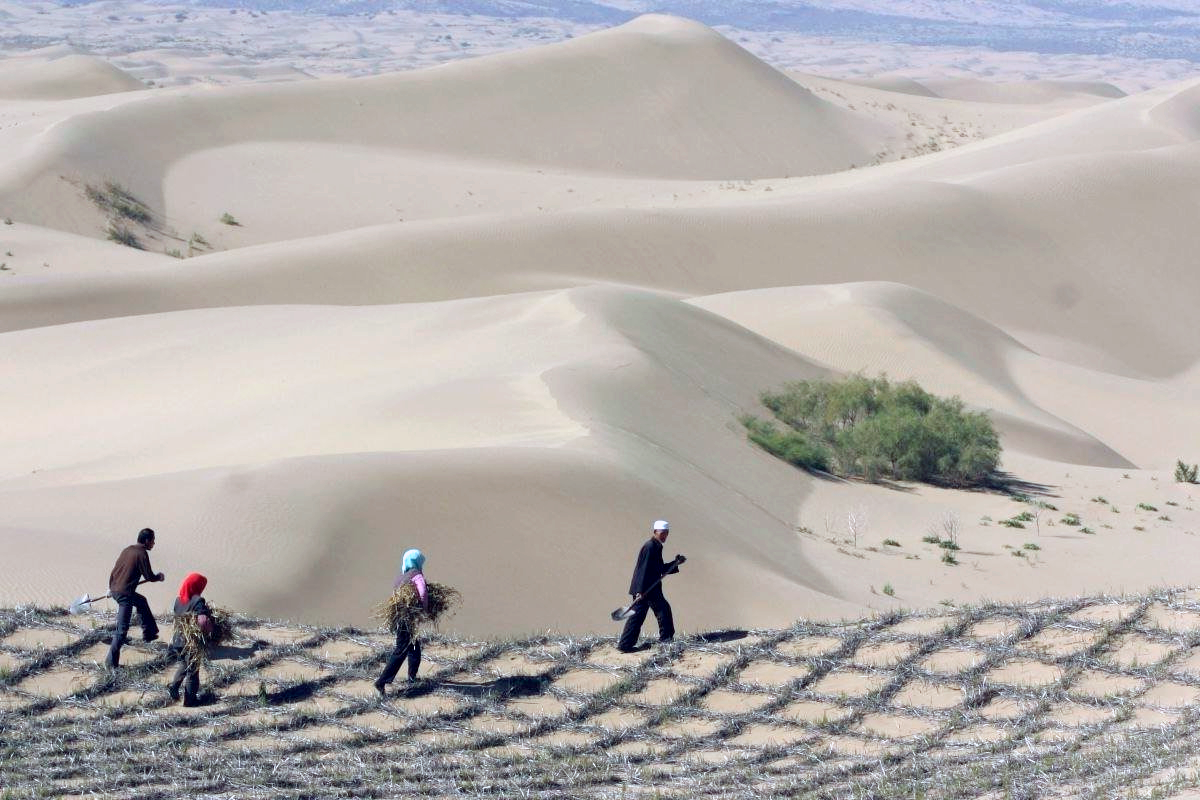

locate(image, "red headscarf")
(178, 572), (208, 605)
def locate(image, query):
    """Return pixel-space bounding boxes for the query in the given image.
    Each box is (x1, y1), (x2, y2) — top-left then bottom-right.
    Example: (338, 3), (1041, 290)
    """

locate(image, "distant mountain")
(52, 0), (1200, 62)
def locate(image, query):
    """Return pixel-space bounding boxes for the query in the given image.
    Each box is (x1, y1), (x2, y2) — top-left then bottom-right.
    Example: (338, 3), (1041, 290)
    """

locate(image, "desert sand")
(0, 14), (1198, 643)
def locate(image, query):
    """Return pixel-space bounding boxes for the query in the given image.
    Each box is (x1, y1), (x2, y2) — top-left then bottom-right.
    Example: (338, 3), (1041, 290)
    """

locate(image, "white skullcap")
(652, 519), (670, 531)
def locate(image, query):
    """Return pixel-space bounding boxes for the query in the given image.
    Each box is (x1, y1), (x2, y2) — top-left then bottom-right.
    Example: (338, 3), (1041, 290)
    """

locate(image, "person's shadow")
(209, 643), (261, 661)
(410, 675), (550, 700)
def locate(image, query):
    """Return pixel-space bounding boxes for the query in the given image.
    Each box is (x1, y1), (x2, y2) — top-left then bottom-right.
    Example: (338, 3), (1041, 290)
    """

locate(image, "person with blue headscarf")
(374, 548), (429, 696)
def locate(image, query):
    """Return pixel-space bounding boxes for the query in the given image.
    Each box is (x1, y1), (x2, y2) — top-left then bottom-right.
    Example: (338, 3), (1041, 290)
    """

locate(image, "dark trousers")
(377, 627), (422, 686)
(106, 591), (158, 668)
(617, 586), (674, 651)
(168, 653), (201, 703)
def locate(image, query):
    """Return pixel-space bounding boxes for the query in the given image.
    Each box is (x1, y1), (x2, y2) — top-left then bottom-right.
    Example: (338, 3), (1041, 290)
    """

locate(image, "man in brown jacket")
(105, 528), (165, 669)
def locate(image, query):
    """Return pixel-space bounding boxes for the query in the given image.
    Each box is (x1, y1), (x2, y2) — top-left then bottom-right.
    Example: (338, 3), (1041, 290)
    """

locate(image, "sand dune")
(0, 51), (145, 100)
(1, 15), (1199, 633)
(0, 14), (891, 240)
(919, 78), (1126, 104)
(6, 133), (1198, 377)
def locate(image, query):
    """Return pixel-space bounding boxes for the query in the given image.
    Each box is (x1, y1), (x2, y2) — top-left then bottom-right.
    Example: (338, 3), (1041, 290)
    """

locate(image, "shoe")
(182, 695), (199, 708)
(616, 646), (637, 654)
(167, 684), (180, 702)
(373, 679), (387, 698)
(143, 633), (160, 644)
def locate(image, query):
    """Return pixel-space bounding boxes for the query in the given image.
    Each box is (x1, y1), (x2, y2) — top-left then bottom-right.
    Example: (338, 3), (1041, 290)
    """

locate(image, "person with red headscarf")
(166, 572), (213, 706)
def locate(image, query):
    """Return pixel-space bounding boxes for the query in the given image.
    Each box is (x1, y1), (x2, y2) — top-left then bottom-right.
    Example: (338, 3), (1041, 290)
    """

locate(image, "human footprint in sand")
(375, 548), (428, 697)
(618, 520), (685, 653)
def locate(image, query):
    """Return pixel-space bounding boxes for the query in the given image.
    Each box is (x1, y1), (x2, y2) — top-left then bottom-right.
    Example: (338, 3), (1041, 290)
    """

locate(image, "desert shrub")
(220, 212), (240, 226)
(1176, 460), (1199, 484)
(999, 518), (1025, 529)
(1061, 513), (1081, 526)
(882, 538), (901, 547)
(882, 583), (895, 596)
(740, 415), (830, 472)
(1137, 503), (1158, 512)
(941, 551), (958, 565)
(1022, 542), (1040, 551)
(87, 181), (152, 224)
(106, 224), (142, 249)
(746, 375), (999, 487)
(921, 534), (941, 544)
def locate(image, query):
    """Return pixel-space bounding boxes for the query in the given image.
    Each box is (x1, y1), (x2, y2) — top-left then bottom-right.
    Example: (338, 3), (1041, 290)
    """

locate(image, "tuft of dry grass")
(374, 582), (461, 634)
(176, 606), (234, 663)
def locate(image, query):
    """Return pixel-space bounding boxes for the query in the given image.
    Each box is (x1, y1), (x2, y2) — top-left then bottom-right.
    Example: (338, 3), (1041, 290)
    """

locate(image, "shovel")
(610, 556), (684, 622)
(70, 578), (149, 615)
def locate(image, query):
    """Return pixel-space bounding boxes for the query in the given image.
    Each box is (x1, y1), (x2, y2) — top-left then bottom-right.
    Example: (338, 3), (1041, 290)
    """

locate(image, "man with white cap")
(617, 519), (686, 653)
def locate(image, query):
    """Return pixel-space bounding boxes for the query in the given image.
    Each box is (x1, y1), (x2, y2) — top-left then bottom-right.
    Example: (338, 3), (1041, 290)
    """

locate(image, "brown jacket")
(109, 544), (157, 596)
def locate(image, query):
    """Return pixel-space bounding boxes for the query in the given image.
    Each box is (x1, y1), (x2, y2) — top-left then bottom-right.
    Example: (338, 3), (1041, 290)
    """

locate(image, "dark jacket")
(170, 595), (212, 651)
(628, 537), (678, 596)
(108, 544), (157, 596)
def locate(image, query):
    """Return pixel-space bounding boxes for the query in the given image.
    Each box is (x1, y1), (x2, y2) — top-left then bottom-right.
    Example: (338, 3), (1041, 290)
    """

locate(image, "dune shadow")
(695, 630), (748, 644)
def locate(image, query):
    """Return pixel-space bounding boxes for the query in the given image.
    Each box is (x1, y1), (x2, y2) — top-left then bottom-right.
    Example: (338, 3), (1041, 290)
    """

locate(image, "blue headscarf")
(402, 549), (425, 573)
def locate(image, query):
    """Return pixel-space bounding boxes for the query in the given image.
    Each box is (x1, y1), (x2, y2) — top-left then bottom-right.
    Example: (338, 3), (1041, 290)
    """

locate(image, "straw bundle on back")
(176, 607), (234, 663)
(375, 582), (461, 634)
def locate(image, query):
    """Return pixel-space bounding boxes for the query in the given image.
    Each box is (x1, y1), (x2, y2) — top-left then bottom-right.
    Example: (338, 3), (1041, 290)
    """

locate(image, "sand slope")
(0, 51), (145, 100)
(1, 15), (1198, 633)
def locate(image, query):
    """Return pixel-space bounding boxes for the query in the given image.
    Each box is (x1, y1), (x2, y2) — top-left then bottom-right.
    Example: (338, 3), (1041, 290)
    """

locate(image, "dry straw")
(375, 582), (461, 634)
(176, 606), (234, 662)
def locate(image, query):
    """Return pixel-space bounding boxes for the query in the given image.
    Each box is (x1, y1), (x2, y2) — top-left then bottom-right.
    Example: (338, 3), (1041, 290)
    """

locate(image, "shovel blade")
(610, 606), (634, 622)
(69, 593), (93, 615)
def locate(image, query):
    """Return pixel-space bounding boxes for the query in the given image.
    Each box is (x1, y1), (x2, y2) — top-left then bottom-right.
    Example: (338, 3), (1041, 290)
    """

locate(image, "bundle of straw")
(375, 582), (461, 634)
(176, 606), (234, 663)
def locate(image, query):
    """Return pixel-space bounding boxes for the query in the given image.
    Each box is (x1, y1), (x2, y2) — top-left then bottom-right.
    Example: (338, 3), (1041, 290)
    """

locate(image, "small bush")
(882, 539), (901, 547)
(882, 583), (895, 596)
(922, 534), (941, 544)
(938, 540), (960, 551)
(1090, 496), (1108, 504)
(1081, 527), (1095, 534)
(1133, 525), (1145, 531)
(1158, 515), (1171, 522)
(87, 181), (152, 224)
(941, 551), (958, 565)
(999, 518), (1025, 529)
(1012, 549), (1026, 558)
(2, 217), (11, 225)
(1022, 542), (1040, 551)
(745, 375), (1000, 487)
(740, 416), (830, 472)
(1137, 503), (1158, 512)
(1061, 513), (1081, 526)
(106, 224), (142, 249)
(1176, 460), (1199, 484)
(220, 212), (240, 226)
(1013, 511), (1035, 522)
